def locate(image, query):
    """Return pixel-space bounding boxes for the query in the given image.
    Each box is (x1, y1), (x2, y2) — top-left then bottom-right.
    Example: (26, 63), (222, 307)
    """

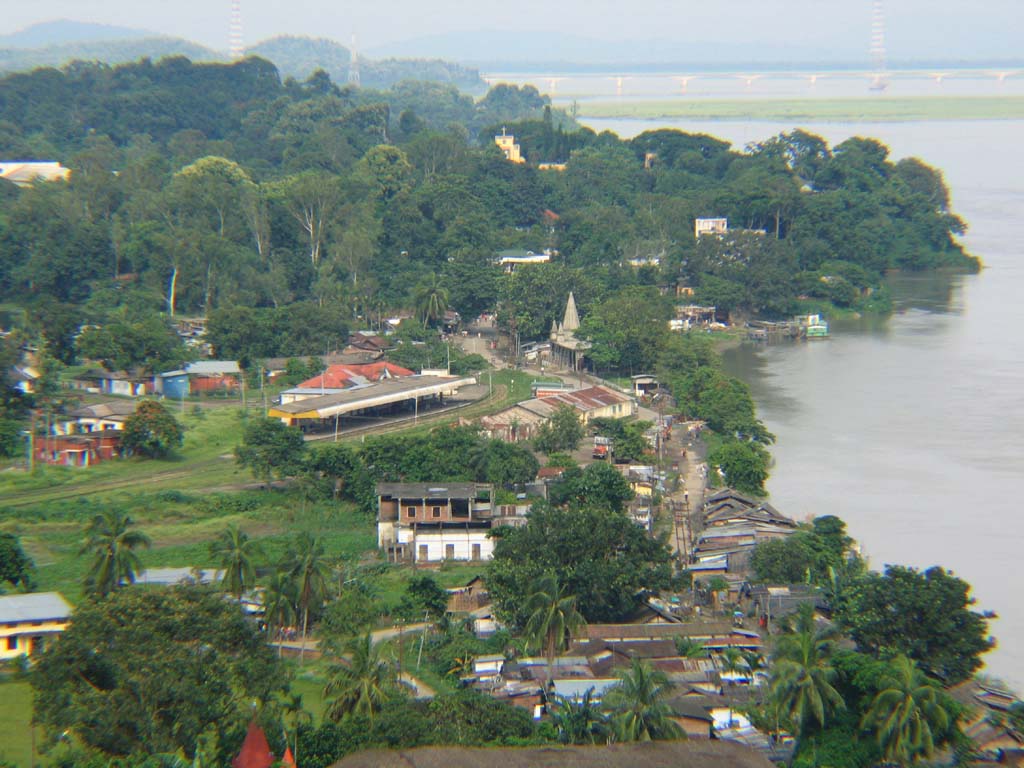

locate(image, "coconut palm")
(718, 646), (747, 727)
(769, 604), (845, 737)
(413, 273), (449, 326)
(81, 509), (151, 597)
(551, 688), (611, 745)
(523, 574), (586, 684)
(675, 637), (707, 659)
(861, 655), (953, 766)
(605, 658), (684, 742)
(282, 533), (331, 662)
(209, 524), (262, 599)
(263, 570), (297, 654)
(282, 692), (313, 764)
(323, 632), (397, 723)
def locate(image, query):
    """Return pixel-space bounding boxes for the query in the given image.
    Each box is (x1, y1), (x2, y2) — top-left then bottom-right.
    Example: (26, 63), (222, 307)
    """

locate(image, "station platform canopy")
(267, 375), (477, 424)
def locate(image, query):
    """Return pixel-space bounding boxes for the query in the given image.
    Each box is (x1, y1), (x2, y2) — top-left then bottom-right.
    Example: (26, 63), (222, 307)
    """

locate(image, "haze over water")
(580, 114), (1024, 688)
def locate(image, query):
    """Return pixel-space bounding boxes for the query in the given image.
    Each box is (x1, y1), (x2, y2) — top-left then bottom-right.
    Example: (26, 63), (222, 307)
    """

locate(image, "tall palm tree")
(282, 533), (331, 662)
(769, 604), (845, 738)
(861, 655), (952, 766)
(209, 524), (262, 599)
(523, 574), (586, 684)
(263, 570), (297, 655)
(282, 692), (313, 764)
(605, 658), (684, 742)
(719, 646), (747, 727)
(81, 509), (151, 597)
(413, 273), (449, 327)
(551, 688), (611, 745)
(675, 637), (707, 659)
(323, 632), (397, 724)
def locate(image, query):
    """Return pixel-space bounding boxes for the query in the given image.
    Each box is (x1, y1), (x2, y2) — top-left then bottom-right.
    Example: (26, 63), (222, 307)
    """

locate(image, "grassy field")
(576, 95), (1024, 122)
(0, 679), (34, 767)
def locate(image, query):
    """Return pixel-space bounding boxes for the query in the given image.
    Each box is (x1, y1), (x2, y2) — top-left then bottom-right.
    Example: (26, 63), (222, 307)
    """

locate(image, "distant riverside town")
(0, 54), (1007, 768)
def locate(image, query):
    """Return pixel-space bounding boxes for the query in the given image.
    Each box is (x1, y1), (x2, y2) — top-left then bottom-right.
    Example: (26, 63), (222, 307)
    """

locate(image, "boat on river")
(794, 313), (830, 338)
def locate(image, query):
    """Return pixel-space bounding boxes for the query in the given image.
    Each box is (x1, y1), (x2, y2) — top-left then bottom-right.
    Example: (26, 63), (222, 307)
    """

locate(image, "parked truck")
(592, 436), (612, 460)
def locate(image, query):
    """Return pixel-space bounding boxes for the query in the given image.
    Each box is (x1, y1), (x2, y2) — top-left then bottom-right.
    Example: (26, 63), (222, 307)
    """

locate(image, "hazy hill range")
(0, 21), (220, 73)
(0, 19), (154, 48)
(248, 36), (485, 91)
(0, 22), (483, 90)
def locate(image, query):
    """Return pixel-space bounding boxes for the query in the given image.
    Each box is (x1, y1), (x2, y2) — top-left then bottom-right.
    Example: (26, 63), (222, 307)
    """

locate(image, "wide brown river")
(585, 116), (1024, 687)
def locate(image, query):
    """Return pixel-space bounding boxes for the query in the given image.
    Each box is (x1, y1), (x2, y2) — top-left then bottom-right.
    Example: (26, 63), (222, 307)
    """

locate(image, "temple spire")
(562, 291), (580, 331)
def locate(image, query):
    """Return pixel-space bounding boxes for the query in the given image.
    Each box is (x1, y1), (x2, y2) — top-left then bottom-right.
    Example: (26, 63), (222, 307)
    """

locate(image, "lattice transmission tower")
(348, 34), (361, 87)
(229, 0), (244, 60)
(869, 0), (888, 90)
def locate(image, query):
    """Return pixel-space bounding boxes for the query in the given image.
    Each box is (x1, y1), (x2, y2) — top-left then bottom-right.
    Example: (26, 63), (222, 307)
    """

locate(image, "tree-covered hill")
(0, 58), (977, 372)
(0, 37), (220, 74)
(0, 31), (485, 92)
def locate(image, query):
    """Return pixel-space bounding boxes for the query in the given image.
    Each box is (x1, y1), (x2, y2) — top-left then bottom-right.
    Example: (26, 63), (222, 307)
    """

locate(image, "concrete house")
(377, 482), (523, 563)
(0, 592), (72, 660)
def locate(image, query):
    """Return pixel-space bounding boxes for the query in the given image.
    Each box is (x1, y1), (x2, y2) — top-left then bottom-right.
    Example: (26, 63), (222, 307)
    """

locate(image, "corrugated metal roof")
(69, 401), (138, 419)
(137, 568), (223, 585)
(185, 360), (241, 375)
(0, 592), (71, 623)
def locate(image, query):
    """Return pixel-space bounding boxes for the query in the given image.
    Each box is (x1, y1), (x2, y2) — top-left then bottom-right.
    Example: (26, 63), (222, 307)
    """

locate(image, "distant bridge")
(481, 68), (1020, 95)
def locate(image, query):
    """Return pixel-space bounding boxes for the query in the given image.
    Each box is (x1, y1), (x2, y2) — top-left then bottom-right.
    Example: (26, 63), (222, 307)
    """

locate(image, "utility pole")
(261, 366), (267, 415)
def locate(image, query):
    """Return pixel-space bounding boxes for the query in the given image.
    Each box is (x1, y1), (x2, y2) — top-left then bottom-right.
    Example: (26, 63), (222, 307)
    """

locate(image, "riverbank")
(573, 96), (1024, 122)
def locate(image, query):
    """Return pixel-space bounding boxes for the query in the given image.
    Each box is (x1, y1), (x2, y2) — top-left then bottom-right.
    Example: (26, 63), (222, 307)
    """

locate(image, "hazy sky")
(3, 0), (1022, 59)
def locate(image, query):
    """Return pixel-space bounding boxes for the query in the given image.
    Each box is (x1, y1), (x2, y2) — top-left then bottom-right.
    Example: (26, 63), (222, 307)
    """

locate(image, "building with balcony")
(377, 482), (527, 563)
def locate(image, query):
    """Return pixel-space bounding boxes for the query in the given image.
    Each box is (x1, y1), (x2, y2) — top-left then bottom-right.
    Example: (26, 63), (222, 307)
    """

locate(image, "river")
(581, 116), (1024, 687)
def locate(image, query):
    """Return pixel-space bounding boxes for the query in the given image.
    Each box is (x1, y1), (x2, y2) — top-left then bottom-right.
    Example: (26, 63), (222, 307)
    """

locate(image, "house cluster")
(451, 606), (791, 761)
(948, 681), (1024, 765)
(670, 305), (721, 332)
(621, 464), (666, 531)
(0, 592), (72, 660)
(496, 249), (553, 273)
(480, 383), (636, 443)
(689, 489), (800, 585)
(68, 361), (243, 399)
(34, 400), (139, 467)
(0, 161), (70, 186)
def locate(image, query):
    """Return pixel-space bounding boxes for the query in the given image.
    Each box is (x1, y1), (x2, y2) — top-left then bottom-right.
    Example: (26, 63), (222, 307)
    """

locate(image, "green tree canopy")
(533, 404), (584, 454)
(487, 501), (676, 626)
(235, 417), (307, 481)
(32, 585), (287, 760)
(121, 399), (185, 458)
(547, 461), (635, 513)
(0, 532), (34, 589)
(708, 439), (771, 495)
(838, 565), (994, 684)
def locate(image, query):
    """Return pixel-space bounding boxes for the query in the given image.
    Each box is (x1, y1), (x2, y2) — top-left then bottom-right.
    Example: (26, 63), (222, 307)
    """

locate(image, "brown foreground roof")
(331, 740), (775, 768)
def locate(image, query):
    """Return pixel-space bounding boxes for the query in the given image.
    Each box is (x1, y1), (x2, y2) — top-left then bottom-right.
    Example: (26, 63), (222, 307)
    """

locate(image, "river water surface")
(583, 117), (1024, 687)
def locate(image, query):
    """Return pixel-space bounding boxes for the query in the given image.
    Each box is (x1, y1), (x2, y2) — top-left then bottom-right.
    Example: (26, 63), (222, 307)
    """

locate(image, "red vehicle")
(592, 436), (612, 460)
